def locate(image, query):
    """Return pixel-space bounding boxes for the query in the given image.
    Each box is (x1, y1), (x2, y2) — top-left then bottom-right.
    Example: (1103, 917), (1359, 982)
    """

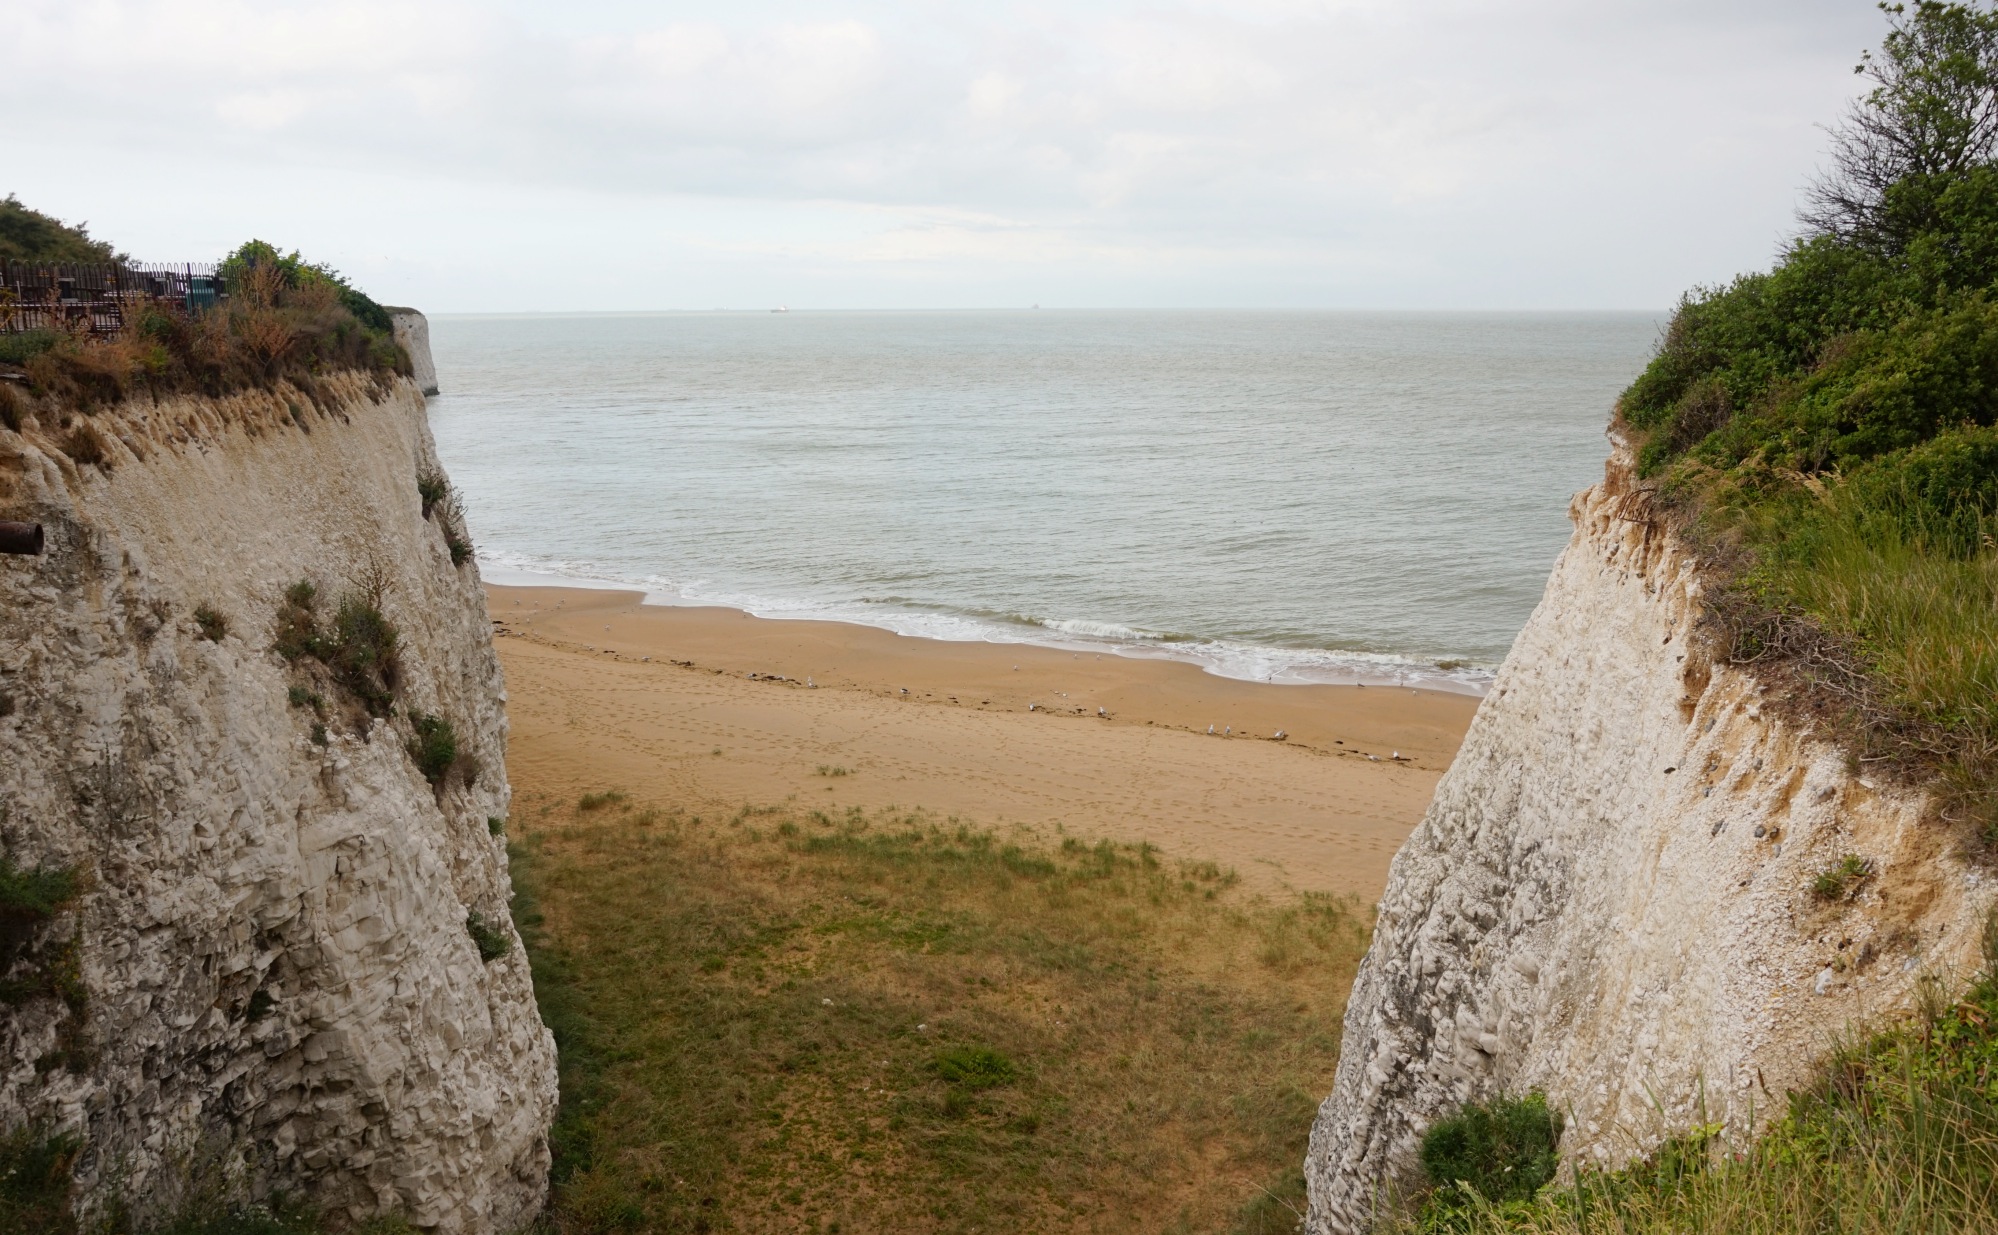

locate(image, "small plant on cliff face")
(436, 491), (474, 568)
(1812, 853), (1874, 900)
(193, 605), (227, 642)
(0, 860), (79, 929)
(272, 579), (401, 718)
(467, 911), (511, 962)
(0, 1127), (79, 1235)
(415, 469), (447, 518)
(1418, 1091), (1564, 1212)
(407, 713), (458, 787)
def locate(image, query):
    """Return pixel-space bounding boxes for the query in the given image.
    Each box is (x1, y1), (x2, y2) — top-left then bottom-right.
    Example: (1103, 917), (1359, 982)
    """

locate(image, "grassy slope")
(508, 791), (1372, 1235)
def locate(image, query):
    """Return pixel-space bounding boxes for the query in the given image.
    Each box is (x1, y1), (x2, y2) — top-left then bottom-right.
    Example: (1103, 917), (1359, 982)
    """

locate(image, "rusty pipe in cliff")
(0, 522), (44, 555)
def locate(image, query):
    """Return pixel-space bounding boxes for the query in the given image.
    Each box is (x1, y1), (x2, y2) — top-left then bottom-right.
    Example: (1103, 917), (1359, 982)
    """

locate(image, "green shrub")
(407, 713), (457, 787)
(577, 791), (626, 812)
(0, 331), (58, 367)
(416, 470), (447, 518)
(0, 859), (79, 927)
(467, 911), (511, 962)
(1418, 1091), (1563, 1211)
(488, 816), (506, 836)
(271, 582), (400, 717)
(0, 1127), (79, 1235)
(933, 1045), (1017, 1090)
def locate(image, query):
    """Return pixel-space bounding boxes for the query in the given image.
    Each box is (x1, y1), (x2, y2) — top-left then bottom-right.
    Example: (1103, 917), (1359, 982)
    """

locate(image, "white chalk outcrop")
(0, 372), (555, 1231)
(391, 309), (440, 397)
(1304, 443), (1996, 1233)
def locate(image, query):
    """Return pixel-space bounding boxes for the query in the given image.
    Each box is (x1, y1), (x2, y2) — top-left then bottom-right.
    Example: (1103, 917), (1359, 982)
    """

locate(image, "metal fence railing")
(0, 262), (224, 335)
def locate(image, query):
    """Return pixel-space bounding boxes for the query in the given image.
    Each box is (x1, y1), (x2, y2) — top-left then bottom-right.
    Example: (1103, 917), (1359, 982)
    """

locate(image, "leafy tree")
(1805, 1), (1998, 250)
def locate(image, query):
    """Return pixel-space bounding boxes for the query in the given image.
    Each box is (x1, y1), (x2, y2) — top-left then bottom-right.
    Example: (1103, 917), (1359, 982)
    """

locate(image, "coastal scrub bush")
(318, 596), (399, 715)
(407, 713), (457, 787)
(1619, 1), (1998, 833)
(576, 791), (626, 812)
(466, 912), (511, 962)
(270, 578), (400, 717)
(1417, 1091), (1563, 1212)
(415, 470), (447, 518)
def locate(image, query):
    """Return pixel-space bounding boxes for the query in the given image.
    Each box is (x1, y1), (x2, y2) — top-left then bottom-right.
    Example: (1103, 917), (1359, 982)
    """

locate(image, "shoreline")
(478, 560), (1495, 696)
(491, 583), (1481, 896)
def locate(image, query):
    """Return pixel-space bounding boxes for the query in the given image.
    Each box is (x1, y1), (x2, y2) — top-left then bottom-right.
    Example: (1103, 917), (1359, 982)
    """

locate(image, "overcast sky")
(9, 0), (1886, 312)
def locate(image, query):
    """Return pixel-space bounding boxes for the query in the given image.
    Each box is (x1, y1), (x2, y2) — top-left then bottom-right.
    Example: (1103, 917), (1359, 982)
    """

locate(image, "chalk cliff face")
(1304, 445), (1996, 1233)
(0, 372), (555, 1231)
(390, 310), (440, 398)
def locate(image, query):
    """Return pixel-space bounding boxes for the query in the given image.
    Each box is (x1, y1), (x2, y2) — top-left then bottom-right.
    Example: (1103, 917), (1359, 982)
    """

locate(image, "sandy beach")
(490, 584), (1480, 896)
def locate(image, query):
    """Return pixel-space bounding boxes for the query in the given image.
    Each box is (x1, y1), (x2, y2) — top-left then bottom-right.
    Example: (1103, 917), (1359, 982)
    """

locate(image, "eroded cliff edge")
(1304, 444), (1997, 1233)
(0, 373), (556, 1231)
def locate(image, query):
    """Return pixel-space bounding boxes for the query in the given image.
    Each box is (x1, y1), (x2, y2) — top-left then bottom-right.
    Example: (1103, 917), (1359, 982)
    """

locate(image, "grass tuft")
(1811, 853), (1874, 900)
(193, 605), (227, 643)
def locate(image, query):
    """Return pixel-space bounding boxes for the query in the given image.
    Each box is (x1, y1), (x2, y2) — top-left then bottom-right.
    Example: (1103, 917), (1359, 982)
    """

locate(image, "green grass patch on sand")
(509, 793), (1371, 1234)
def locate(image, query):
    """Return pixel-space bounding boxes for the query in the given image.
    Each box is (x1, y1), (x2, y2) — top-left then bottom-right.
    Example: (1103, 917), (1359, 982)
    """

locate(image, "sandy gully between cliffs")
(489, 584), (1479, 896)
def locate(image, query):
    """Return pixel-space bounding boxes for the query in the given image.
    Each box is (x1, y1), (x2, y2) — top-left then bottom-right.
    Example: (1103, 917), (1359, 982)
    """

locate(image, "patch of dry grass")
(509, 793), (1370, 1234)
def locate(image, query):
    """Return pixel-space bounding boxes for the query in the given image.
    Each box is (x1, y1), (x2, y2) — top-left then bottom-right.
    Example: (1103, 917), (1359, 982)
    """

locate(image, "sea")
(427, 310), (1662, 695)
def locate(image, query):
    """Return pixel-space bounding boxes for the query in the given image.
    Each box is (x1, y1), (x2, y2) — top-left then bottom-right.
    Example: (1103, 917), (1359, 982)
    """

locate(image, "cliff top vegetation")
(1620, 0), (1998, 834)
(0, 195), (124, 264)
(0, 216), (406, 418)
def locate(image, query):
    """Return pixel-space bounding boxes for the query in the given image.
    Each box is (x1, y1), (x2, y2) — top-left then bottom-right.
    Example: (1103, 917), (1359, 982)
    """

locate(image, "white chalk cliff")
(1304, 441), (1996, 1233)
(0, 365), (555, 1230)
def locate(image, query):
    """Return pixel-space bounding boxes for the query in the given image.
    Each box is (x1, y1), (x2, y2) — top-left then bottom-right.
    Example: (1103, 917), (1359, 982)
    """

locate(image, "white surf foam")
(478, 550), (1495, 696)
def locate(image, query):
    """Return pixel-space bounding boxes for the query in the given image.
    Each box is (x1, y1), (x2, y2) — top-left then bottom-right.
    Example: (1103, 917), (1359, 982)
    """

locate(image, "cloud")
(3, 0), (1891, 309)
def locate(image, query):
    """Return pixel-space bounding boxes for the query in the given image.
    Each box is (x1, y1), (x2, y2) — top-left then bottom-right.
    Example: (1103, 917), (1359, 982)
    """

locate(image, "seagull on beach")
(1274, 730), (1287, 741)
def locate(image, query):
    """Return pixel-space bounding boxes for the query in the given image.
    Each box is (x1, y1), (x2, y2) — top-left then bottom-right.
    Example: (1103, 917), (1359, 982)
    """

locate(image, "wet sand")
(490, 584), (1480, 896)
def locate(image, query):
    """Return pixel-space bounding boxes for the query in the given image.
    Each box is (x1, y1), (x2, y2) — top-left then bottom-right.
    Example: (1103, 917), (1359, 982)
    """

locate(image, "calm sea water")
(427, 311), (1660, 692)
